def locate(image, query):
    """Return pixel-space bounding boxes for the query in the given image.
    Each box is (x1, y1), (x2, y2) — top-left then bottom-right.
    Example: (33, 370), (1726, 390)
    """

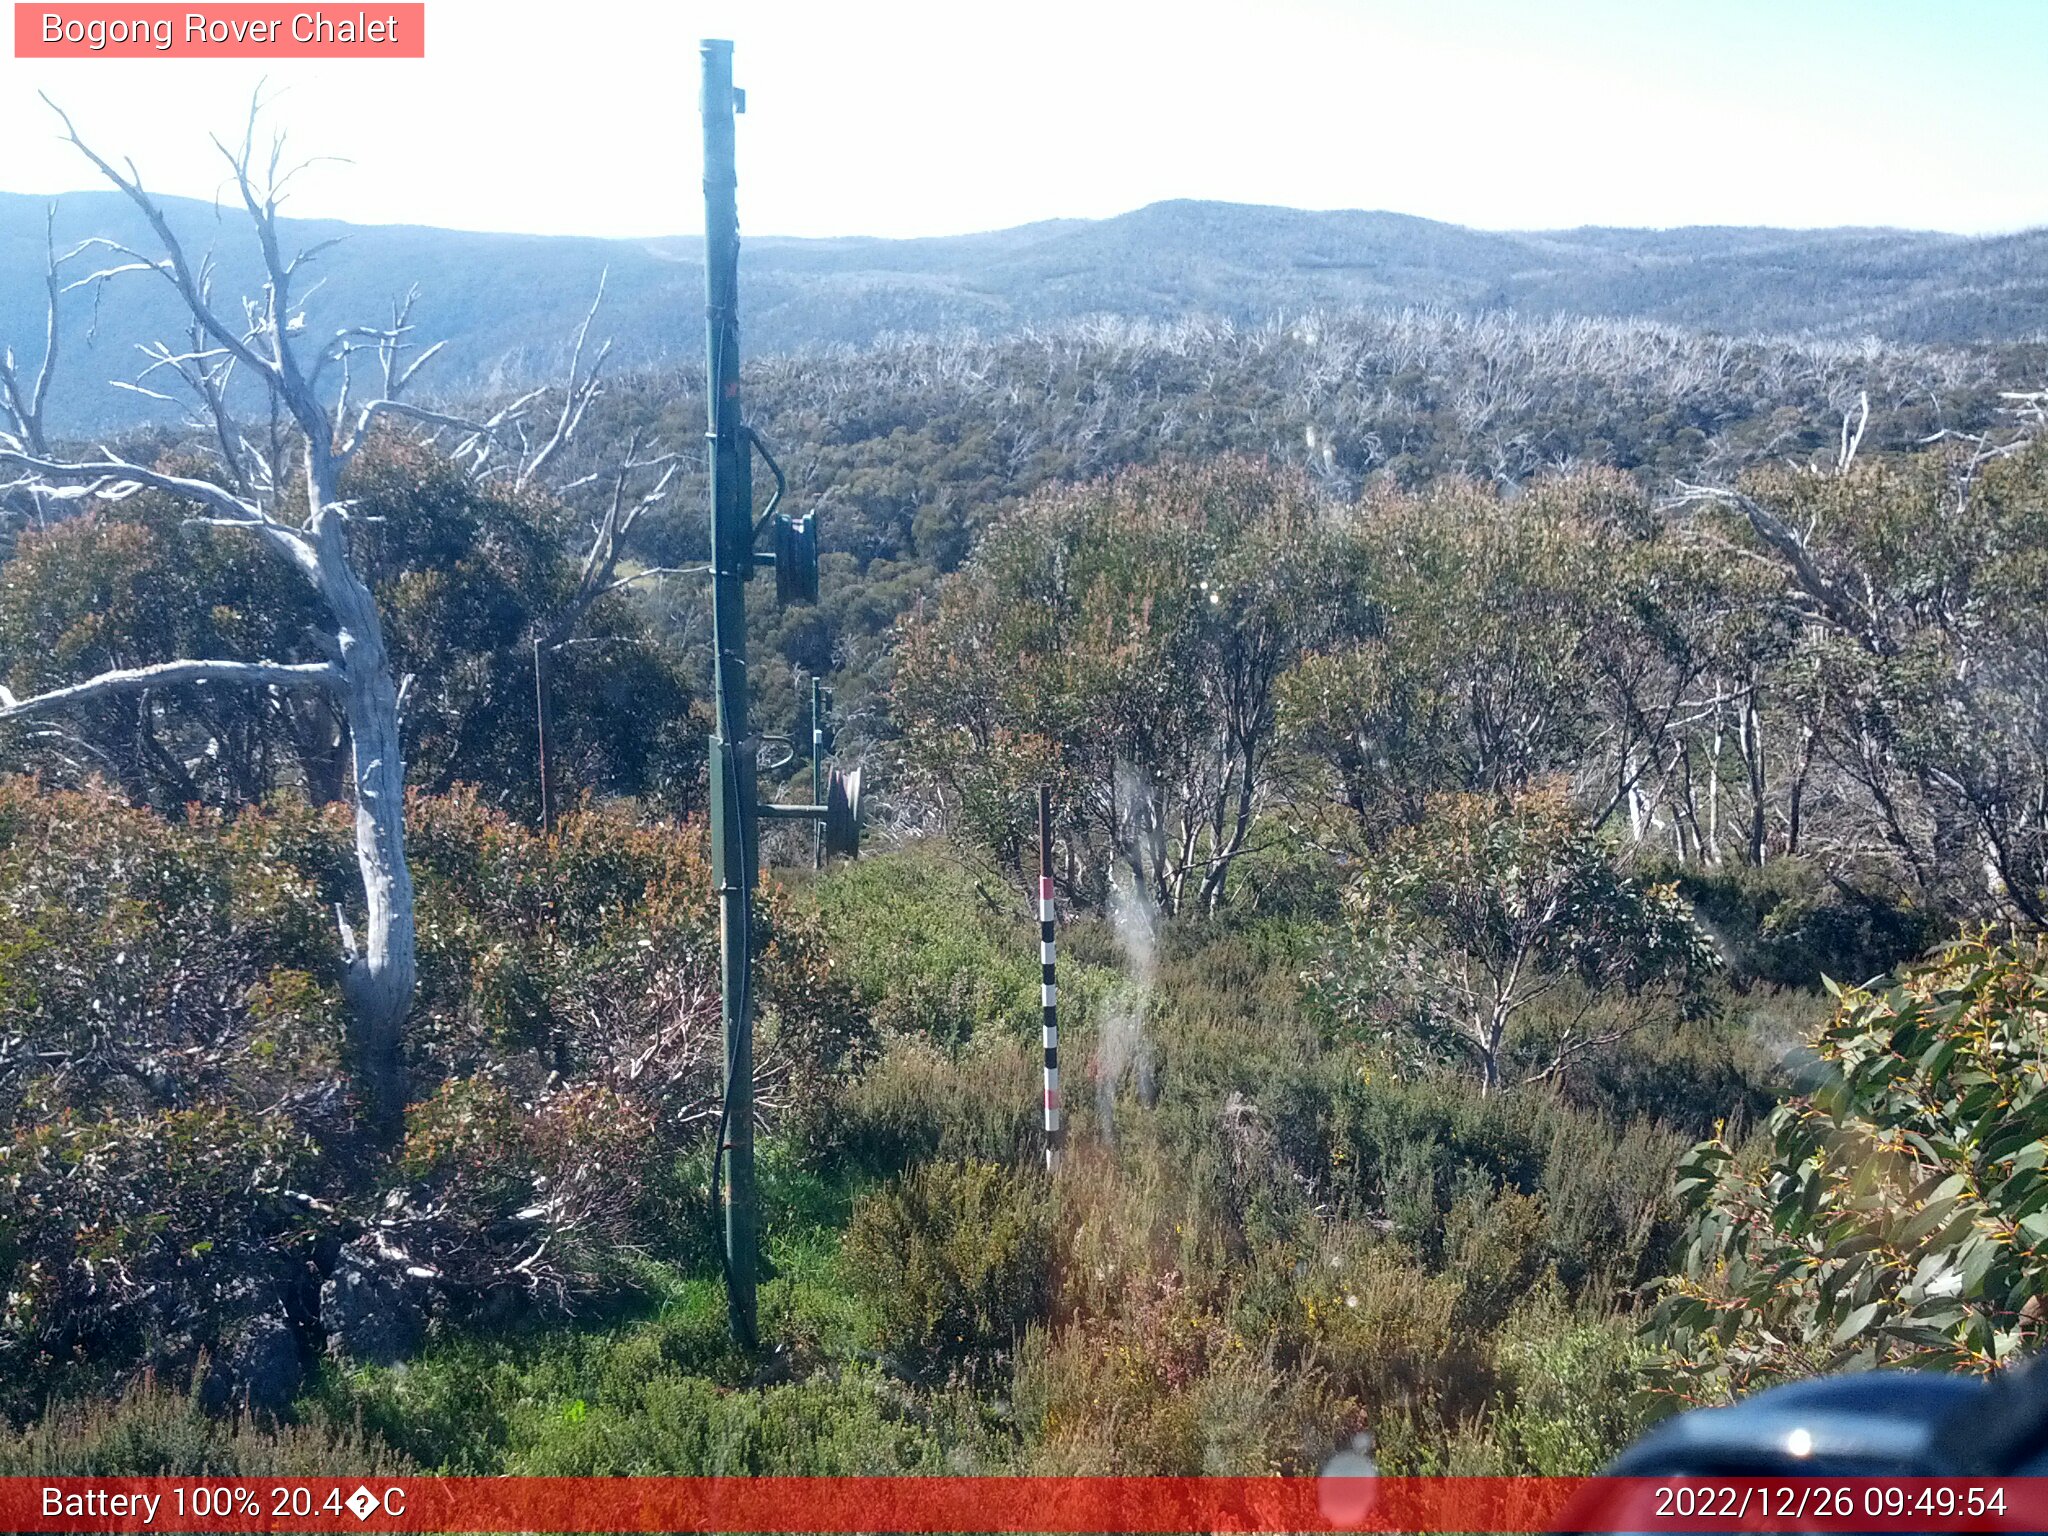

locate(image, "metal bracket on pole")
(747, 427), (785, 537)
(744, 428), (818, 605)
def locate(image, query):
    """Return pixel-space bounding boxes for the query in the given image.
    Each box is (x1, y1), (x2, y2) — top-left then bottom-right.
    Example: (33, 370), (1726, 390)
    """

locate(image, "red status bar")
(4, 1475), (2048, 1532)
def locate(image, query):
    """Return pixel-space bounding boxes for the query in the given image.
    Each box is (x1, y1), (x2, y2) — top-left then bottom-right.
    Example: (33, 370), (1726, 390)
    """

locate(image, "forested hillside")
(561, 310), (2040, 751)
(8, 187), (2048, 434)
(7, 132), (2048, 1483)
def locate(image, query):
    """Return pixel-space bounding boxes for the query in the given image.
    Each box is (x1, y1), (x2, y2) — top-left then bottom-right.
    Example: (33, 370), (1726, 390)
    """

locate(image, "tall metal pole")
(1039, 786), (1061, 1171)
(702, 37), (758, 1348)
(532, 638), (553, 835)
(811, 676), (825, 872)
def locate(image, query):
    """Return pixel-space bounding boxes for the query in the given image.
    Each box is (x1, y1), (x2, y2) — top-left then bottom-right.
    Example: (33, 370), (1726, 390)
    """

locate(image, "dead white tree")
(0, 205), (63, 460)
(528, 426), (685, 827)
(0, 206), (80, 555)
(0, 103), (433, 1136)
(0, 99), (658, 1137)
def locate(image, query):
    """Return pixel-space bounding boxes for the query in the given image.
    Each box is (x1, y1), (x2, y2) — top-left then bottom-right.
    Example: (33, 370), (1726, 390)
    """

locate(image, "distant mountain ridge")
(4, 191), (2044, 433)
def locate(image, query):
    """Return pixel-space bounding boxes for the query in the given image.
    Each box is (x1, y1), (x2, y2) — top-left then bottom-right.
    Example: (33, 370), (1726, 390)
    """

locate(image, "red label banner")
(15, 4), (424, 57)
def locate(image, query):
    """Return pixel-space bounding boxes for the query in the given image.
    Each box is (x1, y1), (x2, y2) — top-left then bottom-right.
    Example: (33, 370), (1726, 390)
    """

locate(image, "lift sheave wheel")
(823, 766), (862, 859)
(775, 512), (819, 605)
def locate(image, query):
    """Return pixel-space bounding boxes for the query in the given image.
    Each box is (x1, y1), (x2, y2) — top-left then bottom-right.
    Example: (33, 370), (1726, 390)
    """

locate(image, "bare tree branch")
(1671, 480), (1869, 638)
(0, 204), (64, 456)
(541, 430), (679, 648)
(0, 658), (340, 720)
(1837, 389), (1870, 473)
(515, 271), (612, 493)
(344, 398), (501, 451)
(0, 446), (318, 579)
(41, 95), (284, 392)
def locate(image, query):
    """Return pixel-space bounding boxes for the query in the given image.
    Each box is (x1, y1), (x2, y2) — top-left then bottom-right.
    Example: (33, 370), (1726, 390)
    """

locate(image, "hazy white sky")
(4, 0), (2046, 240)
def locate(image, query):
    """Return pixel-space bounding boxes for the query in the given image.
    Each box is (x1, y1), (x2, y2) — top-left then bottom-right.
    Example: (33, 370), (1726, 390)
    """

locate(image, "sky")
(3, 0), (2046, 241)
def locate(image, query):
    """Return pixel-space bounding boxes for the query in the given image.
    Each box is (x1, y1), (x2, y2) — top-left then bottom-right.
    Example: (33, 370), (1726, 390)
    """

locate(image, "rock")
(231, 1313), (304, 1419)
(197, 1311), (303, 1420)
(318, 1237), (427, 1367)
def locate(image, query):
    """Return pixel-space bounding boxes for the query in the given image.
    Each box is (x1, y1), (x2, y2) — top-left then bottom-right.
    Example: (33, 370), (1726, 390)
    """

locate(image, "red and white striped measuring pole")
(1038, 785), (1061, 1170)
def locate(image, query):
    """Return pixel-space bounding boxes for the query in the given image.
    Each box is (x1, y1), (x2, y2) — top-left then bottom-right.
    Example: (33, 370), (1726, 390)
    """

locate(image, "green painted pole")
(702, 36), (758, 1349)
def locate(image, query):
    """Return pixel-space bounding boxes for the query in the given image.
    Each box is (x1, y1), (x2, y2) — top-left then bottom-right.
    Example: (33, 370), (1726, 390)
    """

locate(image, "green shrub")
(1654, 930), (2048, 1398)
(1013, 1299), (1323, 1474)
(1311, 1064), (1551, 1235)
(1, 1108), (319, 1410)
(0, 1374), (410, 1476)
(1140, 927), (1324, 1101)
(1444, 1182), (1550, 1333)
(507, 1370), (1002, 1475)
(843, 1159), (1054, 1385)
(1260, 1053), (1683, 1302)
(834, 1033), (1042, 1172)
(1535, 1111), (1684, 1295)
(1671, 856), (1943, 991)
(1560, 990), (1792, 1138)
(316, 1282), (747, 1473)
(814, 847), (1038, 1043)
(1275, 1238), (1464, 1420)
(1486, 1285), (1660, 1475)
(0, 778), (867, 1404)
